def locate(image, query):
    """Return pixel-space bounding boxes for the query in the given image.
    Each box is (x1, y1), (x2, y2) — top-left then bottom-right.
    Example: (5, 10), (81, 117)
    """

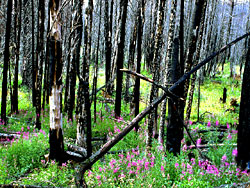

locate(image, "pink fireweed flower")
(221, 155), (227, 162)
(96, 175), (101, 180)
(189, 120), (193, 125)
(21, 127), (24, 132)
(132, 161), (137, 166)
(88, 171), (93, 177)
(182, 163), (186, 168)
(182, 144), (187, 151)
(161, 166), (164, 172)
(232, 149), (238, 157)
(151, 161), (154, 167)
(62, 163), (67, 167)
(129, 170), (134, 174)
(113, 167), (119, 173)
(216, 120), (219, 126)
(196, 138), (202, 146)
(145, 162), (150, 170)
(117, 117), (123, 123)
(207, 121), (211, 127)
(118, 154), (124, 158)
(187, 163), (192, 169)
(191, 158), (196, 165)
(175, 163), (179, 168)
(227, 123), (230, 129)
(232, 130), (238, 134)
(227, 134), (232, 140)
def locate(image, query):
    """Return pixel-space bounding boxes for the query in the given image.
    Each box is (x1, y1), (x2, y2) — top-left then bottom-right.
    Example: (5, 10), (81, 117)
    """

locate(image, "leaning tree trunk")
(48, 0), (65, 163)
(1, 0), (12, 124)
(237, 36), (250, 170)
(114, 0), (129, 118)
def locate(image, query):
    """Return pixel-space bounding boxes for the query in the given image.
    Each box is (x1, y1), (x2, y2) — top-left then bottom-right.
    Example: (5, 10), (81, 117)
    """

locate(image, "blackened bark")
(147, 0), (167, 149)
(114, 0), (129, 118)
(1, 0), (12, 124)
(183, 0), (205, 105)
(185, 0), (207, 121)
(223, 88), (227, 104)
(104, 0), (113, 95)
(13, 0), (22, 114)
(48, 0), (65, 163)
(76, 0), (93, 157)
(43, 10), (51, 109)
(125, 20), (137, 103)
(159, 0), (177, 143)
(31, 0), (36, 107)
(35, 0), (45, 130)
(134, 0), (145, 131)
(93, 0), (102, 123)
(166, 38), (182, 155)
(237, 35), (250, 169)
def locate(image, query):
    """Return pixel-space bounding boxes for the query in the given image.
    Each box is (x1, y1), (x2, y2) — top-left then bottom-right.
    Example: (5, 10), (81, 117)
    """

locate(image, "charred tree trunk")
(166, 38), (182, 155)
(134, 0), (145, 131)
(147, 0), (167, 149)
(104, 0), (113, 95)
(43, 8), (51, 110)
(125, 20), (137, 103)
(114, 0), (129, 118)
(1, 0), (12, 124)
(76, 0), (93, 157)
(35, 0), (45, 130)
(237, 36), (250, 170)
(48, 0), (65, 163)
(93, 0), (102, 123)
(12, 0), (22, 114)
(185, 0), (207, 121)
(159, 0), (177, 144)
(31, 0), (36, 107)
(183, 0), (206, 106)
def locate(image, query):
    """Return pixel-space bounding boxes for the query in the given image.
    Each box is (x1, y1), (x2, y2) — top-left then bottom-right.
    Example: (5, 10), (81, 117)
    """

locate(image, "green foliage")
(0, 63), (247, 187)
(0, 132), (48, 181)
(20, 161), (75, 187)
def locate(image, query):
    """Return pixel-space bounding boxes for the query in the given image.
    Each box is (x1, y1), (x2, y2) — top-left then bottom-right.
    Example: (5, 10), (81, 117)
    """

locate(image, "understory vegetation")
(0, 64), (247, 187)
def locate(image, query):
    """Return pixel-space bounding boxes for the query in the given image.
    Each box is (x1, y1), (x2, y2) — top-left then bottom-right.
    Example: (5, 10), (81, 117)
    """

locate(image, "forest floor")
(0, 63), (249, 187)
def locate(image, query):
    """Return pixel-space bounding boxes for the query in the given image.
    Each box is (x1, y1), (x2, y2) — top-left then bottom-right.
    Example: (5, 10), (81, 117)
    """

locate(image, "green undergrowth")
(0, 63), (247, 187)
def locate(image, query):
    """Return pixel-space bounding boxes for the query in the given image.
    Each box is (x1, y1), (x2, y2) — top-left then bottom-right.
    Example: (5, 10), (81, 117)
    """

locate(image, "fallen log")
(188, 143), (237, 150)
(67, 144), (87, 157)
(0, 133), (20, 140)
(198, 129), (227, 133)
(0, 184), (62, 188)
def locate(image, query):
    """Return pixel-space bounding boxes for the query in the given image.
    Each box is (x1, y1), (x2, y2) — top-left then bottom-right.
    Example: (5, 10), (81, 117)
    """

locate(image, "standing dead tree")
(1, 0), (12, 124)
